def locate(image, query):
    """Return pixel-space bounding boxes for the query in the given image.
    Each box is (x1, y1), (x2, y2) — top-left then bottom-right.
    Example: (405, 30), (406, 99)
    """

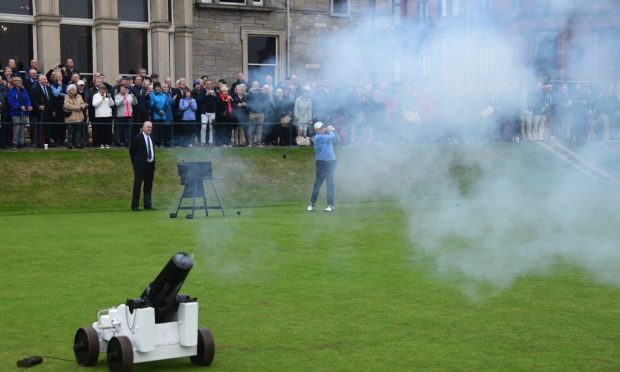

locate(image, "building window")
(247, 35), (277, 85)
(118, 0), (148, 22)
(0, 0), (32, 15)
(60, 25), (93, 74)
(332, 0), (349, 15)
(0, 23), (33, 71)
(119, 28), (148, 74)
(533, 31), (559, 74)
(60, 0), (93, 19)
(219, 0), (263, 4)
(417, 1), (428, 24)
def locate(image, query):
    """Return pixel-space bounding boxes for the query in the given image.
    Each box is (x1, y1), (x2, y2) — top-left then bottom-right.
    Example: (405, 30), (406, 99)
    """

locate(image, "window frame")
(242, 29), (286, 83)
(59, 0), (95, 75)
(0, 0), (36, 71)
(118, 0), (151, 75)
(331, 0), (350, 17)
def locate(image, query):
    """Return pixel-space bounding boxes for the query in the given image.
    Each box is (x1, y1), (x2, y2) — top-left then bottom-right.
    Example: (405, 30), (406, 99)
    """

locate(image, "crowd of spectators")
(1, 57), (619, 150)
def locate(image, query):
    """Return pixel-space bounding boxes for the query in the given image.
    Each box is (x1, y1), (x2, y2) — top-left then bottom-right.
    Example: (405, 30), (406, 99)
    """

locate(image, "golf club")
(282, 146), (300, 159)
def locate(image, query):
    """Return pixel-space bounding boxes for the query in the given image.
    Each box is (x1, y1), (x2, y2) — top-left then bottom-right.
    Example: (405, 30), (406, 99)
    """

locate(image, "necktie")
(43, 86), (49, 101)
(147, 135), (152, 161)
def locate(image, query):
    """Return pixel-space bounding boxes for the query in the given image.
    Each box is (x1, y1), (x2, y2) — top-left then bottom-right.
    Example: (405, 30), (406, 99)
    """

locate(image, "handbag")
(63, 108), (72, 117)
(280, 114), (291, 127)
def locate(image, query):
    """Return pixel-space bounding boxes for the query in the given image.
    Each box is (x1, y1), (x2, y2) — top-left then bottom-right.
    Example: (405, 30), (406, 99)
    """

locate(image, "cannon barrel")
(128, 252), (195, 323)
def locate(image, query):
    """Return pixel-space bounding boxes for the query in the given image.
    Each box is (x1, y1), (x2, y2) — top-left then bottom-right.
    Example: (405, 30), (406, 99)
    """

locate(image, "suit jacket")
(129, 132), (156, 171)
(30, 84), (54, 121)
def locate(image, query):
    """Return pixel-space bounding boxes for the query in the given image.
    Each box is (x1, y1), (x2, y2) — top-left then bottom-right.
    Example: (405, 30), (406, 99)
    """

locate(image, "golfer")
(307, 122), (339, 212)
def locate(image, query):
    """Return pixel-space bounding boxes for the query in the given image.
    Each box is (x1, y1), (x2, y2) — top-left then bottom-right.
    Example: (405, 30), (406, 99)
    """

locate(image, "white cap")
(314, 121), (324, 130)
(77, 80), (85, 86)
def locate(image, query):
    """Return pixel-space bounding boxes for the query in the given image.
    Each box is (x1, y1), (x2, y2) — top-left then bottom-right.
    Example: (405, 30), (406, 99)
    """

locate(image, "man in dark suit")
(30, 75), (54, 148)
(129, 121), (156, 211)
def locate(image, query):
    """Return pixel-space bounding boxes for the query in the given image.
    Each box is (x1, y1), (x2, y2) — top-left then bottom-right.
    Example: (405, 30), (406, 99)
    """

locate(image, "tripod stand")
(170, 161), (225, 219)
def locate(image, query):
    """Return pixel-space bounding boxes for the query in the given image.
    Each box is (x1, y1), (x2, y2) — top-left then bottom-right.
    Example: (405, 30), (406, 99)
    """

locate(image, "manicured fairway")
(1, 144), (619, 371)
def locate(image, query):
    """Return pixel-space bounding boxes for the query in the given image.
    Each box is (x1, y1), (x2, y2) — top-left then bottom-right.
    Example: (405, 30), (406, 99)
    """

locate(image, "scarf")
(220, 93), (232, 117)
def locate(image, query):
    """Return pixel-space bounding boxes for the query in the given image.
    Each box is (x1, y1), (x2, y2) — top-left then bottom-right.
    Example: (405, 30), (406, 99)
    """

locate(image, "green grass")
(1, 144), (619, 371)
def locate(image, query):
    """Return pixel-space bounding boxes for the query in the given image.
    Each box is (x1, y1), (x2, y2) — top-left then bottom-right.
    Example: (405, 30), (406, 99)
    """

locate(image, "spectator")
(232, 84), (248, 146)
(294, 86), (313, 140)
(589, 84), (614, 141)
(200, 80), (218, 146)
(115, 85), (137, 147)
(270, 88), (293, 146)
(91, 84), (114, 149)
(215, 86), (234, 147)
(24, 68), (38, 92)
(192, 79), (204, 145)
(149, 81), (166, 147)
(572, 83), (592, 142)
(532, 83), (546, 141)
(554, 83), (573, 140)
(261, 84), (275, 145)
(0, 75), (8, 148)
(132, 76), (151, 136)
(61, 58), (79, 85)
(263, 74), (273, 88)
(161, 83), (174, 147)
(178, 87), (197, 147)
(49, 70), (67, 146)
(230, 72), (247, 95)
(7, 76), (33, 149)
(27, 59), (41, 75)
(30, 75), (54, 148)
(77, 80), (90, 146)
(519, 82), (535, 141)
(172, 78), (186, 125)
(63, 84), (87, 149)
(246, 81), (267, 147)
(3, 66), (14, 82)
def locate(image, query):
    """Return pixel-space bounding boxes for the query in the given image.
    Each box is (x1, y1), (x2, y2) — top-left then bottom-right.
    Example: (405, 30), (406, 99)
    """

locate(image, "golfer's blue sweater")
(313, 131), (339, 161)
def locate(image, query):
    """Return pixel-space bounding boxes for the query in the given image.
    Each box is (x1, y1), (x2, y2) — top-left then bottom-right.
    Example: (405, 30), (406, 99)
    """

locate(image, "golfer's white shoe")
(324, 205), (335, 212)
(307, 204), (314, 211)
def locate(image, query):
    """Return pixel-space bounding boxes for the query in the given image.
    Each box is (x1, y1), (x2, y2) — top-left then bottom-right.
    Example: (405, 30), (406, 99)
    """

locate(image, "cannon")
(73, 252), (215, 371)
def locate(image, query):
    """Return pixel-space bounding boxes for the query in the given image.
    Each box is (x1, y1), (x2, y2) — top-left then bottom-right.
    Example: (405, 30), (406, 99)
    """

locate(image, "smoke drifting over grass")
(311, 2), (620, 295)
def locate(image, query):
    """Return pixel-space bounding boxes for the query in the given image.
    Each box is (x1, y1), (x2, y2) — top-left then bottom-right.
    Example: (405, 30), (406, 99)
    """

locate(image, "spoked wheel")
(107, 336), (133, 372)
(190, 327), (215, 366)
(73, 327), (100, 366)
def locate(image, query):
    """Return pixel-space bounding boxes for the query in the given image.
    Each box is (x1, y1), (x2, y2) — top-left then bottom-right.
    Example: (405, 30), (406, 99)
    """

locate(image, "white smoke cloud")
(304, 2), (620, 296)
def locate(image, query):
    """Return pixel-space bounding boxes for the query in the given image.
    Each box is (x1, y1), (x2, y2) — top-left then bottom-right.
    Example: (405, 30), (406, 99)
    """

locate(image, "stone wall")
(192, 0), (377, 84)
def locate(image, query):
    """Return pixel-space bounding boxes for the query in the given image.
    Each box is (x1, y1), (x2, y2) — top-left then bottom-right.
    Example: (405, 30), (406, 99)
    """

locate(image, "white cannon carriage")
(73, 252), (215, 372)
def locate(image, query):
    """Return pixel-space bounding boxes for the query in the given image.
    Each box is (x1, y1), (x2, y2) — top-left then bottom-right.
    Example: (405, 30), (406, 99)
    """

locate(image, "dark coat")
(129, 132), (155, 171)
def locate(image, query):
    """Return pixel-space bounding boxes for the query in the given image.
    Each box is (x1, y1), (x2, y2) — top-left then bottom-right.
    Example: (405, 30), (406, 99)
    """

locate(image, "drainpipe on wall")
(286, 0), (290, 77)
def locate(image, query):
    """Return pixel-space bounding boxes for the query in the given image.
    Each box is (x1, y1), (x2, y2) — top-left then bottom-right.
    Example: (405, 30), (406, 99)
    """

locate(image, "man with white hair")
(307, 121), (339, 212)
(129, 121), (156, 211)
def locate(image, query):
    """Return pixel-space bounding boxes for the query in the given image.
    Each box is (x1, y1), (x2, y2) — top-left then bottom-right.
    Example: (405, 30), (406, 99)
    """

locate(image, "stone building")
(0, 0), (397, 85)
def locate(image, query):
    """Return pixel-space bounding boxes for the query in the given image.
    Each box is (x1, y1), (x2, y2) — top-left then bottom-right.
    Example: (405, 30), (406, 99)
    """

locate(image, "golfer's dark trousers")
(132, 162), (155, 209)
(311, 160), (336, 206)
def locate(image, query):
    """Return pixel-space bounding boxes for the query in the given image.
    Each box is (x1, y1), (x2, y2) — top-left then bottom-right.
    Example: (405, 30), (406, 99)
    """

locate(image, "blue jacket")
(7, 86), (32, 117)
(179, 97), (197, 121)
(313, 131), (339, 161)
(150, 91), (167, 121)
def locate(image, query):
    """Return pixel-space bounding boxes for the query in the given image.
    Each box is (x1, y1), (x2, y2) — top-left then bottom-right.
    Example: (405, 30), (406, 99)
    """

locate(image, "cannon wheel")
(107, 336), (133, 372)
(73, 327), (100, 366)
(190, 328), (215, 366)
